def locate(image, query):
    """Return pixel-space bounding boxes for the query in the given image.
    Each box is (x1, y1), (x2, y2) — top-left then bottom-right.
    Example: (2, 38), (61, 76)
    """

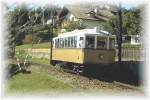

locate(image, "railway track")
(112, 81), (142, 91)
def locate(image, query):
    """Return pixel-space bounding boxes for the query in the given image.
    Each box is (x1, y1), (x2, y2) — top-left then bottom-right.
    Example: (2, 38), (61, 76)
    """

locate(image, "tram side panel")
(52, 48), (115, 65)
(52, 48), (84, 64)
(83, 49), (115, 64)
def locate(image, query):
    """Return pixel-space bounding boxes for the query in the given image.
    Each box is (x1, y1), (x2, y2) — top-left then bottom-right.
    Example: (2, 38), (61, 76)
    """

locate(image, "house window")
(97, 36), (106, 49)
(86, 36), (95, 48)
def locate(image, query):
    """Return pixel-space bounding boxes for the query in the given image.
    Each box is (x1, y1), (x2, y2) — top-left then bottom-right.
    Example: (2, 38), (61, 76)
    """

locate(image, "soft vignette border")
(0, 0), (150, 100)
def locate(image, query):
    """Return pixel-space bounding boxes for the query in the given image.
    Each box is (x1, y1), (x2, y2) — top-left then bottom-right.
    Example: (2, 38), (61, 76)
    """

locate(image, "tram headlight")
(98, 54), (103, 60)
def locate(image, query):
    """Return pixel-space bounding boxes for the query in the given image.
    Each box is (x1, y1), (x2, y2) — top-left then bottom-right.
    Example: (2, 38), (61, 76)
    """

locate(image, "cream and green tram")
(52, 29), (116, 68)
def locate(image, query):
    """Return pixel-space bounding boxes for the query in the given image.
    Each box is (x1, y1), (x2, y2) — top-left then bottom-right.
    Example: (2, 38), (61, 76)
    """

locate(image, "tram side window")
(71, 37), (74, 48)
(55, 39), (58, 48)
(62, 38), (65, 48)
(52, 40), (54, 48)
(60, 38), (63, 48)
(58, 38), (60, 48)
(109, 37), (115, 49)
(68, 37), (71, 48)
(97, 36), (106, 48)
(86, 36), (95, 48)
(65, 37), (68, 48)
(74, 36), (77, 48)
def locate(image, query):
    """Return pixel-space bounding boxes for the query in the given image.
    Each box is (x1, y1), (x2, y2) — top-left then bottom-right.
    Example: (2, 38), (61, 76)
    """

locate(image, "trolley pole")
(118, 2), (122, 62)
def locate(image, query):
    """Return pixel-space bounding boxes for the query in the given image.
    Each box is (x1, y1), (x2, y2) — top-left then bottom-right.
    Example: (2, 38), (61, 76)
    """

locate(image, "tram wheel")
(73, 65), (84, 75)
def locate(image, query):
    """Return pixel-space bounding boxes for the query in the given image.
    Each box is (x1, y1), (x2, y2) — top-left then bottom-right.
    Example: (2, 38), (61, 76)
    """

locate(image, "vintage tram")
(52, 28), (116, 73)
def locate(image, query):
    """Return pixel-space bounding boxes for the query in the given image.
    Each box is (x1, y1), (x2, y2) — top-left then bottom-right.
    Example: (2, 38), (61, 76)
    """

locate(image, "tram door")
(78, 37), (84, 48)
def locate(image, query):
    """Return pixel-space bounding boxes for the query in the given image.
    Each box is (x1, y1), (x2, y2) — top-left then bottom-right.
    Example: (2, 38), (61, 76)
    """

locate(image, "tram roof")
(56, 28), (112, 38)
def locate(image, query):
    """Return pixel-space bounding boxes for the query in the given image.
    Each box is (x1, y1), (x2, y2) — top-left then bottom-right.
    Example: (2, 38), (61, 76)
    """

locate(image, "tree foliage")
(103, 8), (142, 35)
(63, 21), (86, 32)
(5, 4), (62, 58)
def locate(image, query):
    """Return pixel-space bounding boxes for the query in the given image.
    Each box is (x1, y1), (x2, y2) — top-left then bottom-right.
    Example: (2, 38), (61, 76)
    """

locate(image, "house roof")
(59, 5), (114, 21)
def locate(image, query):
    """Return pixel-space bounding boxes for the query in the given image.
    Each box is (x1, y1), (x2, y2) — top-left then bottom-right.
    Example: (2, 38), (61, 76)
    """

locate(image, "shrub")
(23, 34), (32, 44)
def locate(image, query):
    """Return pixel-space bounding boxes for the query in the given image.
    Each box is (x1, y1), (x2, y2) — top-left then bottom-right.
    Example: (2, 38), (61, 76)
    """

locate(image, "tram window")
(97, 36), (106, 48)
(86, 36), (95, 48)
(52, 40), (54, 48)
(109, 38), (115, 49)
(54, 39), (56, 48)
(80, 37), (83, 40)
(55, 39), (58, 48)
(68, 37), (71, 48)
(71, 37), (74, 48)
(60, 38), (63, 48)
(74, 36), (77, 48)
(58, 38), (60, 48)
(65, 37), (68, 48)
(62, 38), (65, 48)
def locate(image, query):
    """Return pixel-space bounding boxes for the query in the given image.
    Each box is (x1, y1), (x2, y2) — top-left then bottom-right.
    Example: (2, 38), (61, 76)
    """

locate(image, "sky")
(1, 0), (148, 9)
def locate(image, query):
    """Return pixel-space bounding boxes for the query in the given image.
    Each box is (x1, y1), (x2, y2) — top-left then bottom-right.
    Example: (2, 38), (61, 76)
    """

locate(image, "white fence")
(115, 49), (145, 61)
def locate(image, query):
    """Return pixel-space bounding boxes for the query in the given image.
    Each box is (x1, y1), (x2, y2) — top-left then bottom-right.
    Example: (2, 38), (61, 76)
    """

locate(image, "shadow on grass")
(7, 63), (31, 78)
(83, 61), (144, 86)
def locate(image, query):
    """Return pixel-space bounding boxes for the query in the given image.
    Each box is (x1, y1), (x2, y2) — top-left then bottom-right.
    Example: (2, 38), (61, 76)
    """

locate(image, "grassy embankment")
(6, 69), (76, 95)
(16, 42), (50, 65)
(6, 42), (77, 95)
(16, 42), (50, 49)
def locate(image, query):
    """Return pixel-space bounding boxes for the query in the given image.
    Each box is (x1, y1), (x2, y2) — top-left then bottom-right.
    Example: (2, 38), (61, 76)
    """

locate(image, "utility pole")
(42, 7), (45, 26)
(118, 2), (122, 62)
(50, 9), (54, 65)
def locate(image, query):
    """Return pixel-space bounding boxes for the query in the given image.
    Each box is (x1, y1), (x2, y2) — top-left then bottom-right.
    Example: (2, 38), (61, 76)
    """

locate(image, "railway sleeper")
(73, 64), (85, 75)
(53, 61), (85, 75)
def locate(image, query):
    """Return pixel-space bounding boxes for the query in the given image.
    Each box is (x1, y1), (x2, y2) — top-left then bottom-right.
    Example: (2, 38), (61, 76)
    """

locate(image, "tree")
(63, 21), (86, 32)
(122, 8), (141, 35)
(103, 8), (142, 36)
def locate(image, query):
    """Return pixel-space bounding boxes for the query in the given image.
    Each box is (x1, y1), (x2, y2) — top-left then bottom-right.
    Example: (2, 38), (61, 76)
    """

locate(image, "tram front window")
(86, 36), (95, 48)
(97, 36), (106, 49)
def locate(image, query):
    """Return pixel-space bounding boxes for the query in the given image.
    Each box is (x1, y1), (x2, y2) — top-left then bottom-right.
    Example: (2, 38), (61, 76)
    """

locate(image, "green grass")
(6, 68), (76, 95)
(30, 57), (50, 65)
(16, 42), (50, 49)
(6, 49), (77, 95)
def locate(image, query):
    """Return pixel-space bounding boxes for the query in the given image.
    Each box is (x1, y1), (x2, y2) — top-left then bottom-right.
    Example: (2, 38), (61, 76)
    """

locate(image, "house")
(59, 5), (114, 30)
